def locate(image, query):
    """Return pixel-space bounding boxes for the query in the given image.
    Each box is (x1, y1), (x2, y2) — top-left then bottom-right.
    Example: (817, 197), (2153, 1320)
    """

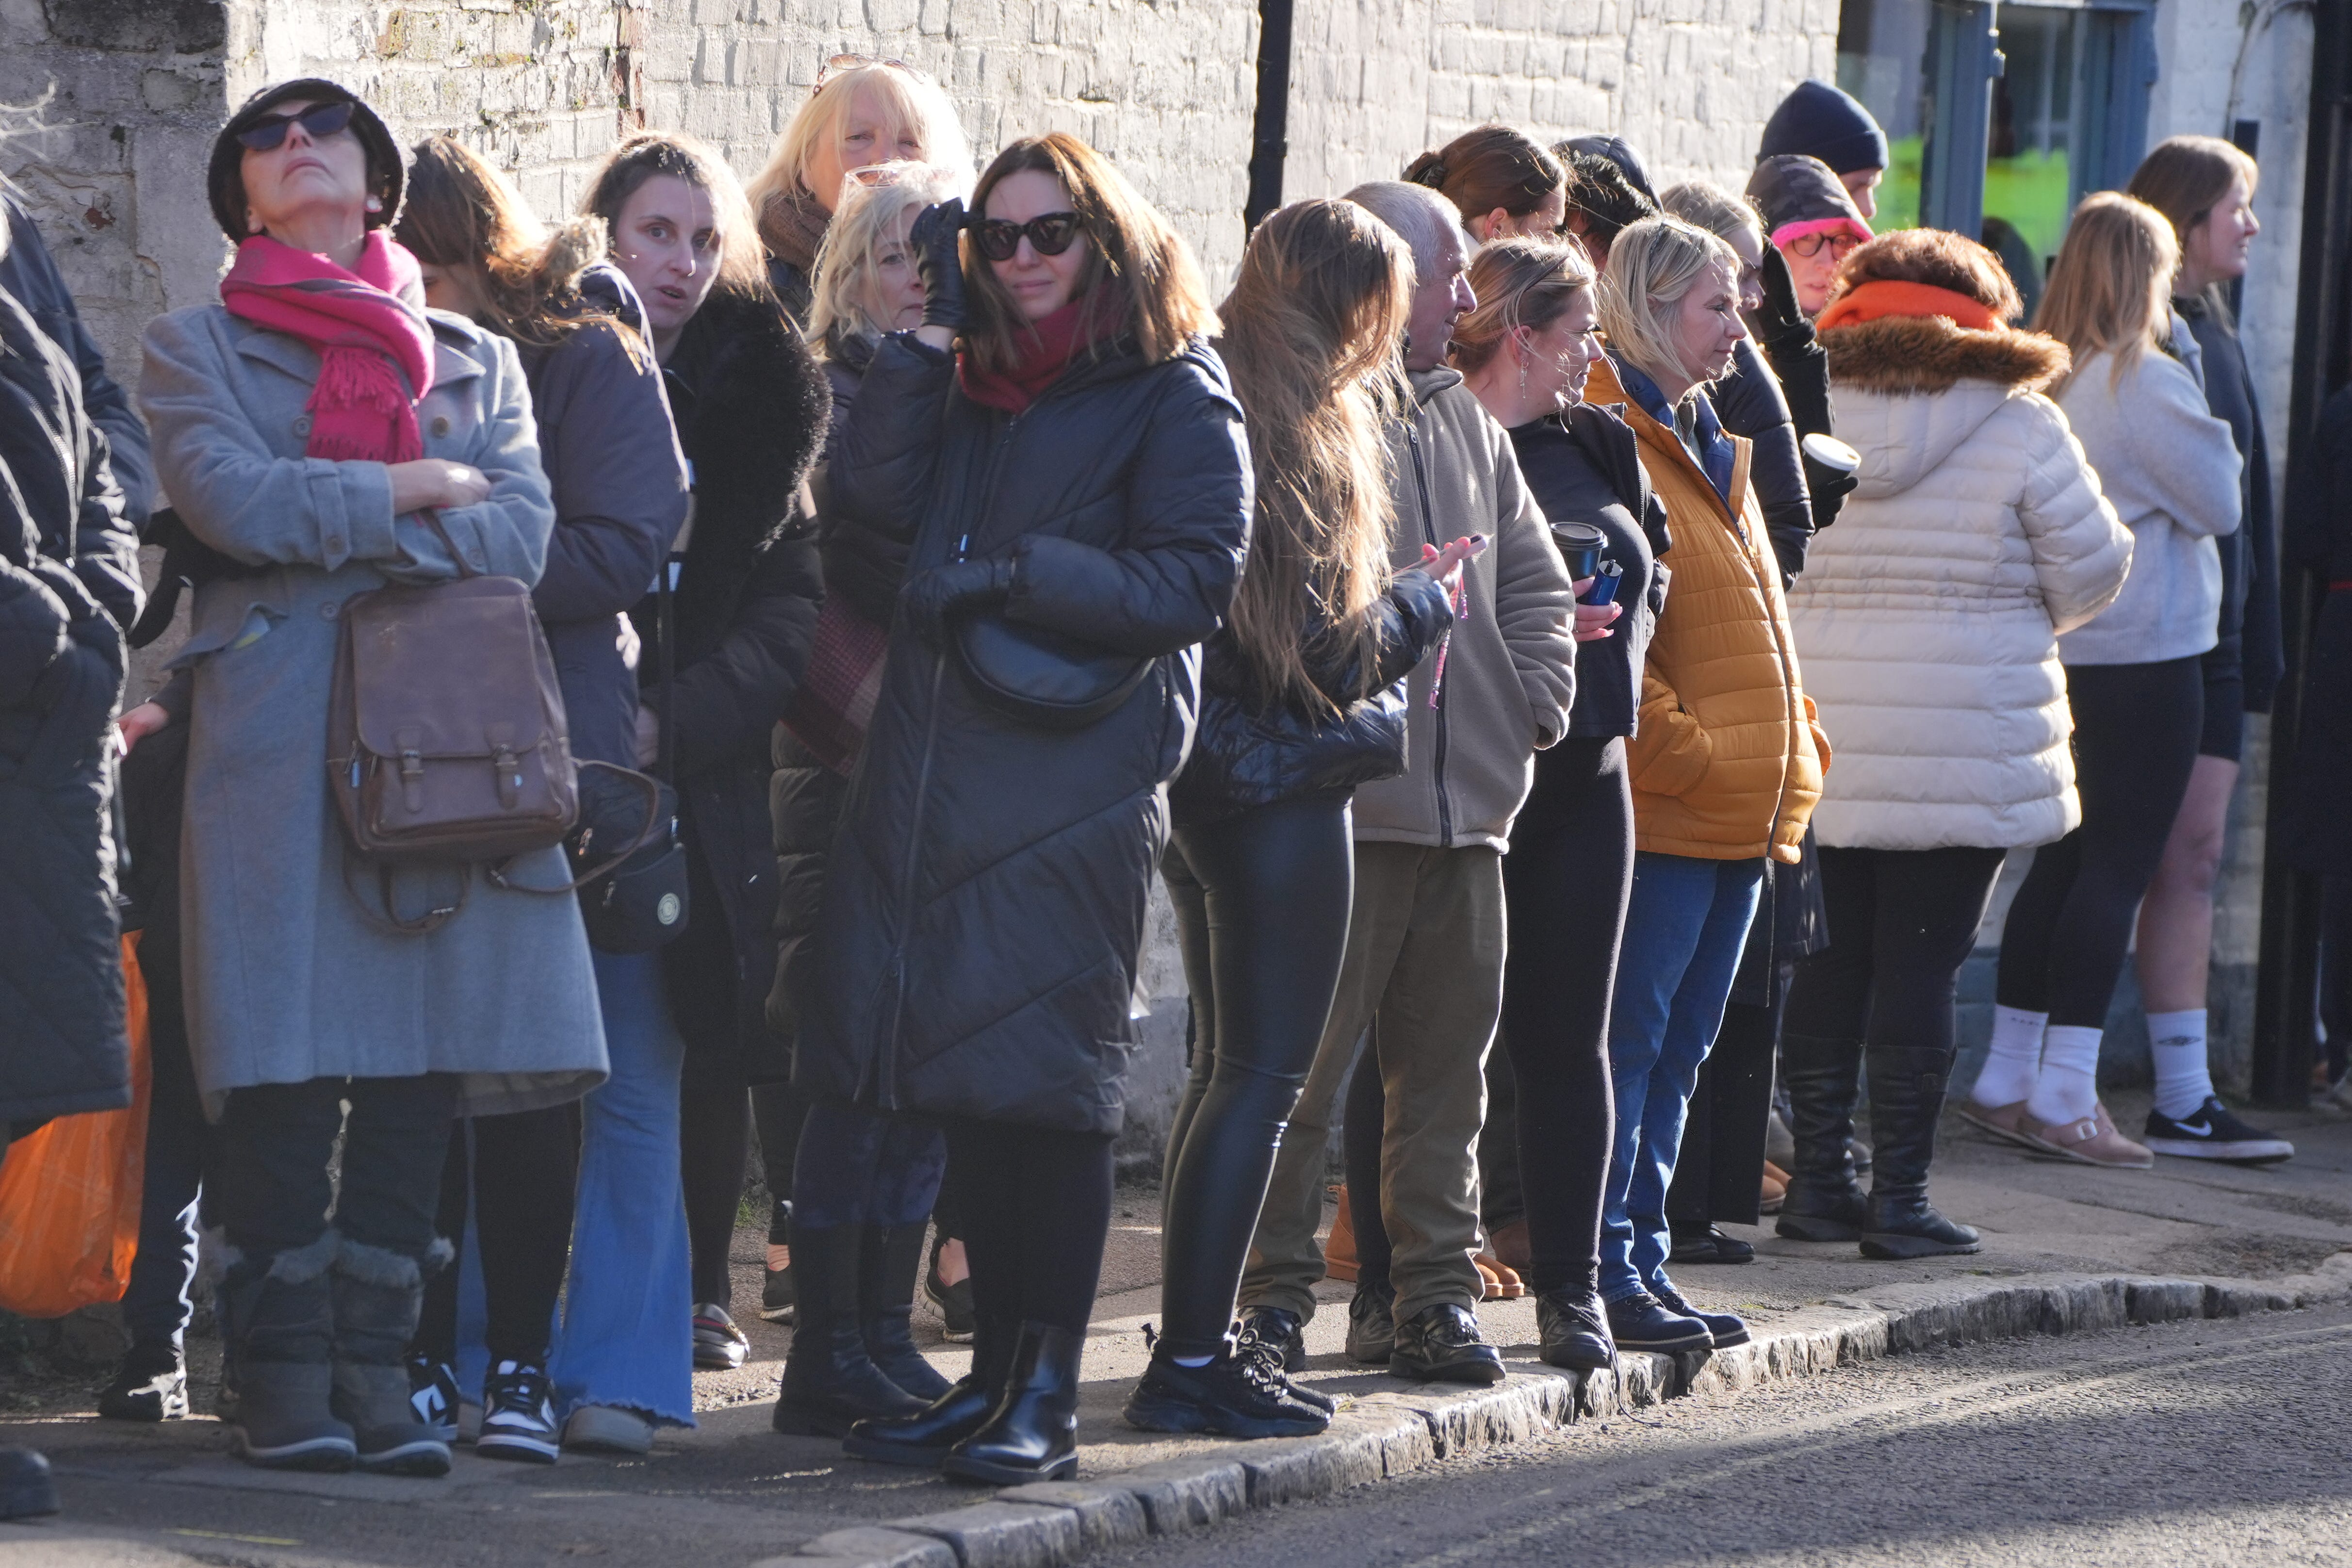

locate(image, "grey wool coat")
(140, 303), (609, 1120)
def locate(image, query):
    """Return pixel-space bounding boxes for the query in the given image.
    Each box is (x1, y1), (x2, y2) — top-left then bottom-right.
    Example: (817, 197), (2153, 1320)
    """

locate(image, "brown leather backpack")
(327, 511), (578, 931)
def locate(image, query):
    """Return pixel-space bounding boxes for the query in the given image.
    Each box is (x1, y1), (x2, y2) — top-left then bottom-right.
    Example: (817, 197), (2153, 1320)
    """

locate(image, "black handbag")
(950, 611), (1152, 730)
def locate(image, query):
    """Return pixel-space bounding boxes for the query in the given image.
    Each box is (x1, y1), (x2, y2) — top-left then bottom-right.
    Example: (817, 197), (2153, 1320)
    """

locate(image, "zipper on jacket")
(1405, 419), (1454, 847)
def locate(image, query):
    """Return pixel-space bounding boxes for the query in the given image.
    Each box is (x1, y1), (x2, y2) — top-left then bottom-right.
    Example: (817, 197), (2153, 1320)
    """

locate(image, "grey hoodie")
(1350, 367), (1579, 852)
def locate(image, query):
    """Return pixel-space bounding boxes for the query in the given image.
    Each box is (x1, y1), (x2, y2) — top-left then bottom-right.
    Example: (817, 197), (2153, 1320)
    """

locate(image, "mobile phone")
(1581, 560), (1623, 606)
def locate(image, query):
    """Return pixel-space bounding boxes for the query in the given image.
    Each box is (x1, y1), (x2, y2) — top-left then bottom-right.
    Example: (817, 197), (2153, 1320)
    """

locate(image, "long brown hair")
(961, 133), (1217, 376)
(1218, 199), (1410, 713)
(1405, 126), (1565, 228)
(1451, 238), (1597, 374)
(397, 136), (626, 354)
(2036, 192), (2177, 392)
(581, 131), (773, 303)
(2126, 134), (2260, 323)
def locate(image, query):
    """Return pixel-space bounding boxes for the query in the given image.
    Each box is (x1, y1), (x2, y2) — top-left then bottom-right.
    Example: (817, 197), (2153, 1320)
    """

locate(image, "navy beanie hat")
(1757, 80), (1890, 176)
(1564, 134), (1658, 205)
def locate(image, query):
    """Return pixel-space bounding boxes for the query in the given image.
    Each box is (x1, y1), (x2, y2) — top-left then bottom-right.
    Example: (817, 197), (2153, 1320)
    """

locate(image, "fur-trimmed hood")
(1826, 315), (2073, 503)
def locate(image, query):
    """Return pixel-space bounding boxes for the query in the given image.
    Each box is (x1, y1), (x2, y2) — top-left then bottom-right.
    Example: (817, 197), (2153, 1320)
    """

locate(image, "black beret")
(209, 79), (405, 244)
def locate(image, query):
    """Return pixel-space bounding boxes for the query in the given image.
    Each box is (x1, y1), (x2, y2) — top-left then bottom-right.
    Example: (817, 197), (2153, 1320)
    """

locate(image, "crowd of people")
(0, 54), (2321, 1514)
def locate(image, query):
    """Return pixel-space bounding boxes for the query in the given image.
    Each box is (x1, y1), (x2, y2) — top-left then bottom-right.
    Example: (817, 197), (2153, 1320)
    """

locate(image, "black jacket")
(1507, 402), (1667, 740)
(0, 195), (150, 536)
(519, 268), (689, 770)
(2278, 385), (2352, 873)
(2180, 295), (2283, 715)
(800, 330), (1251, 1133)
(0, 285), (130, 1127)
(633, 290), (829, 1064)
(1173, 568), (1453, 826)
(1710, 338), (1814, 582)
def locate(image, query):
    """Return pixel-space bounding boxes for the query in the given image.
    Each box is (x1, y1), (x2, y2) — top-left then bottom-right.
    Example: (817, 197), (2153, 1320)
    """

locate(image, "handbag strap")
(485, 762), (670, 896)
(340, 849), (471, 936)
(417, 507), (478, 582)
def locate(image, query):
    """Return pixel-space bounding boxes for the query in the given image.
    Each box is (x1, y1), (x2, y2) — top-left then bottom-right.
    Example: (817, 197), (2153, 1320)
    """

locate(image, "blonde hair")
(961, 132), (1218, 376)
(582, 131), (771, 302)
(746, 62), (972, 215)
(2126, 134), (2260, 323)
(2036, 192), (2178, 393)
(808, 162), (971, 360)
(1451, 238), (1597, 375)
(1658, 180), (1763, 251)
(1217, 199), (1409, 714)
(1598, 215), (1739, 393)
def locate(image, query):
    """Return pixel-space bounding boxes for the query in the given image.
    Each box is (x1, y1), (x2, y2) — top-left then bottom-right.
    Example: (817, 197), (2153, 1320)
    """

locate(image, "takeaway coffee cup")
(1549, 520), (1607, 581)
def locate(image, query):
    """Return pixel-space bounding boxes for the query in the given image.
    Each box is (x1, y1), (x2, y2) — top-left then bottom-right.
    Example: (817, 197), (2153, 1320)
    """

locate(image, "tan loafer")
(2021, 1101), (2154, 1168)
(1959, 1098), (2040, 1150)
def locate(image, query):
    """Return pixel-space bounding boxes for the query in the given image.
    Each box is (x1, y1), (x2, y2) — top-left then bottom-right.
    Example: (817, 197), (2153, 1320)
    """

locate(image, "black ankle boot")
(844, 1314), (1017, 1467)
(861, 1225), (952, 1402)
(940, 1321), (1084, 1485)
(1777, 1031), (1870, 1242)
(1860, 1045), (1982, 1259)
(774, 1225), (929, 1437)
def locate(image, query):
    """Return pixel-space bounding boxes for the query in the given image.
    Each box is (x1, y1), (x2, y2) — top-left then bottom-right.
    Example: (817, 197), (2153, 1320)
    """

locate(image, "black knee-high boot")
(1861, 1045), (1981, 1259)
(862, 1225), (952, 1401)
(1777, 1032), (1869, 1241)
(773, 1226), (928, 1437)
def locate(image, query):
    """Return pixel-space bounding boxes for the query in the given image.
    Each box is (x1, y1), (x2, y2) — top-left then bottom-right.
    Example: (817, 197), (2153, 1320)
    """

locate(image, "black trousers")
(1998, 657), (2203, 1027)
(678, 1060), (802, 1306)
(417, 1103), (580, 1368)
(1159, 790), (1355, 1357)
(943, 1117), (1114, 1337)
(1666, 973), (1783, 1229)
(213, 1075), (457, 1263)
(1787, 846), (2009, 1051)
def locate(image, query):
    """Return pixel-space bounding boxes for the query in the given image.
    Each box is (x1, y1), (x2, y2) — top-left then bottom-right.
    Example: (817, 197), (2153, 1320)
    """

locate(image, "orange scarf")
(1815, 279), (2001, 334)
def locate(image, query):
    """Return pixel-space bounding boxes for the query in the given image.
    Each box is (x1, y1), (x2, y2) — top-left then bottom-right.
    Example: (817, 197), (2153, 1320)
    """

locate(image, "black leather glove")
(1749, 241), (1812, 355)
(909, 198), (969, 332)
(900, 553), (1015, 645)
(1802, 450), (1859, 532)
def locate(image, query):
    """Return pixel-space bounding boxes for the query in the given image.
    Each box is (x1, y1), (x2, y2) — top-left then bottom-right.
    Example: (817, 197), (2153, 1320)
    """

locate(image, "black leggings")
(943, 1117), (1114, 1337)
(1788, 846), (2008, 1052)
(418, 1104), (579, 1367)
(1159, 790), (1355, 1358)
(213, 1075), (457, 1263)
(1997, 657), (2203, 1028)
(678, 1060), (802, 1307)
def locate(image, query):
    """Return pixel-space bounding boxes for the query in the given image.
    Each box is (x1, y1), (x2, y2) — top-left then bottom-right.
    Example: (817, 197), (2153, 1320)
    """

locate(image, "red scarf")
(221, 232), (437, 462)
(1815, 279), (2002, 334)
(958, 291), (1127, 413)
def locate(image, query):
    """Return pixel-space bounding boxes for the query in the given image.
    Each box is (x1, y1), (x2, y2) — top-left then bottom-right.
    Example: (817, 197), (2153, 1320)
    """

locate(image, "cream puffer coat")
(1791, 315), (2133, 851)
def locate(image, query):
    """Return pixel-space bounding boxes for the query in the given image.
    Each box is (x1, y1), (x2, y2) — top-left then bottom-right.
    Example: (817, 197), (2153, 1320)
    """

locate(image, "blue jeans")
(549, 949), (696, 1427)
(1599, 853), (1764, 1303)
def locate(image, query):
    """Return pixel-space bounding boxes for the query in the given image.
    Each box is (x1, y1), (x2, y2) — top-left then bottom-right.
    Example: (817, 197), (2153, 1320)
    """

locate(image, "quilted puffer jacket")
(1171, 567), (1454, 826)
(1590, 355), (1826, 863)
(1793, 314), (2132, 850)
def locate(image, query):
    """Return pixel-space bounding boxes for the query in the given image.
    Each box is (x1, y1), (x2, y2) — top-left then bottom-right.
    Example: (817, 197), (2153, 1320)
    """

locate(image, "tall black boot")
(1777, 1032), (1869, 1241)
(940, 1321), (1084, 1485)
(843, 1312), (1016, 1467)
(1861, 1045), (1981, 1259)
(773, 1225), (928, 1437)
(219, 1232), (355, 1472)
(862, 1225), (953, 1402)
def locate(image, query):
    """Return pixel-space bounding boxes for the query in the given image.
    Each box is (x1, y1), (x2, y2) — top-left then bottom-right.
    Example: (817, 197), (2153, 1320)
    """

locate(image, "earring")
(365, 196), (383, 213)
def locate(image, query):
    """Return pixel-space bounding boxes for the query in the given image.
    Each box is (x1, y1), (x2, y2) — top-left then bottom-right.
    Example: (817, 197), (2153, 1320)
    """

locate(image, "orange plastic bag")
(0, 931), (152, 1317)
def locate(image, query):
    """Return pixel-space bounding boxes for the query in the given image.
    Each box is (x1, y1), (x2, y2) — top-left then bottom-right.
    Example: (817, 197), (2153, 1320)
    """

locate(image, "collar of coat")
(664, 288), (830, 555)
(1584, 355), (1752, 534)
(1820, 313), (2070, 397)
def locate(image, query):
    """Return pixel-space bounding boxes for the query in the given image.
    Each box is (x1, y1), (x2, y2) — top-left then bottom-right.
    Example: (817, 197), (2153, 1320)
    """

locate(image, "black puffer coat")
(800, 331), (1251, 1134)
(1710, 338), (1814, 582)
(1172, 568), (1453, 827)
(0, 286), (132, 1127)
(634, 290), (829, 1070)
(2279, 384), (2352, 874)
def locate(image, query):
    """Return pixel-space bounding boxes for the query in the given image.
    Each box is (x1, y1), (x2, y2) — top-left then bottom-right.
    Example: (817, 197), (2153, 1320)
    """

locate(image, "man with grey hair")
(1233, 180), (1579, 1386)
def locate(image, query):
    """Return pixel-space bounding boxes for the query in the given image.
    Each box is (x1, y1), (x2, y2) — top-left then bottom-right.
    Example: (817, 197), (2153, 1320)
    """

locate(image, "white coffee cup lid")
(1802, 433), (1862, 474)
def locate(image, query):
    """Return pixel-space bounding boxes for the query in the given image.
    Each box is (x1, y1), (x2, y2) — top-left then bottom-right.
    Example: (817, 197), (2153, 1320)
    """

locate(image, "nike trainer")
(2143, 1096), (2294, 1164)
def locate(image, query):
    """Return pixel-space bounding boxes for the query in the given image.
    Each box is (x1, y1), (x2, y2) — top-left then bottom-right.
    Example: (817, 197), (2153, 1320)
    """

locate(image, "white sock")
(1970, 1006), (2048, 1107)
(2147, 1009), (2215, 1120)
(1173, 1354), (1215, 1367)
(2025, 1025), (2103, 1125)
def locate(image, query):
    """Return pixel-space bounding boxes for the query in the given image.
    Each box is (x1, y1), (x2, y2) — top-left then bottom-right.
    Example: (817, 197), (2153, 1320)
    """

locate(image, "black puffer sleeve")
(662, 527), (825, 779)
(832, 332), (955, 555)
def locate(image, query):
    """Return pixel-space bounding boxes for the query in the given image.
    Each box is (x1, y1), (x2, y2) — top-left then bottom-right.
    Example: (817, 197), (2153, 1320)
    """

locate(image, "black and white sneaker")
(2143, 1097), (2294, 1164)
(406, 1354), (461, 1444)
(476, 1361), (561, 1464)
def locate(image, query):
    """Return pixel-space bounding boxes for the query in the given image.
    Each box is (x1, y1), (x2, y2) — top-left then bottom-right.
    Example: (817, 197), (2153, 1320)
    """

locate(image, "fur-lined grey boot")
(330, 1236), (453, 1477)
(219, 1232), (356, 1471)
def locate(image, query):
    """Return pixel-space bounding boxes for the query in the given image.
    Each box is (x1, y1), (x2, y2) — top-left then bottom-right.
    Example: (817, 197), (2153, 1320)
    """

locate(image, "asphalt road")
(1100, 1304), (2352, 1568)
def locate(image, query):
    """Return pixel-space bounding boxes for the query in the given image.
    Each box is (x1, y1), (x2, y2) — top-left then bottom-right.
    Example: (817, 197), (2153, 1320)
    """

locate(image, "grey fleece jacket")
(1351, 367), (1579, 852)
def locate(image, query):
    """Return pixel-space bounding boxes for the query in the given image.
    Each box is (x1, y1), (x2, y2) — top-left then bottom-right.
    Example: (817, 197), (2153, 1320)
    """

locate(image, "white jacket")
(2052, 344), (2242, 667)
(1793, 315), (2133, 851)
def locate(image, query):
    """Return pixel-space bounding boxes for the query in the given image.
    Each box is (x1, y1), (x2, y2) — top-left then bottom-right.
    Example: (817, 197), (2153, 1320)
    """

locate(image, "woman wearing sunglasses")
(808, 132), (1248, 1484)
(140, 79), (598, 1476)
(1745, 154), (1872, 319)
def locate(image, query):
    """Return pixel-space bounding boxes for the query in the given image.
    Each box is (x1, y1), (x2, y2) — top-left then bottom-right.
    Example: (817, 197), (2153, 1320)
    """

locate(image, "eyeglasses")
(813, 54), (933, 91)
(1785, 230), (1863, 260)
(235, 100), (356, 153)
(971, 212), (1086, 262)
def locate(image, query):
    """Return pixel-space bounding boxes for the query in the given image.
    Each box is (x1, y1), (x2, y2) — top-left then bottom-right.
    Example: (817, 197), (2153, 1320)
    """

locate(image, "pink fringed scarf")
(220, 232), (436, 462)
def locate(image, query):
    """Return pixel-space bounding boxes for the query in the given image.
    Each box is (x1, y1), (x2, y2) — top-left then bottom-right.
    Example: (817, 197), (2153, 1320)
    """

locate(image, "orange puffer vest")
(1589, 357), (1827, 863)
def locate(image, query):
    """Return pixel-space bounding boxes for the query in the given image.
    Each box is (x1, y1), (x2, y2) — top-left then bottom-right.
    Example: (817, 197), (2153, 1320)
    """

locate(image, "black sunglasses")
(972, 212), (1086, 262)
(235, 100), (357, 153)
